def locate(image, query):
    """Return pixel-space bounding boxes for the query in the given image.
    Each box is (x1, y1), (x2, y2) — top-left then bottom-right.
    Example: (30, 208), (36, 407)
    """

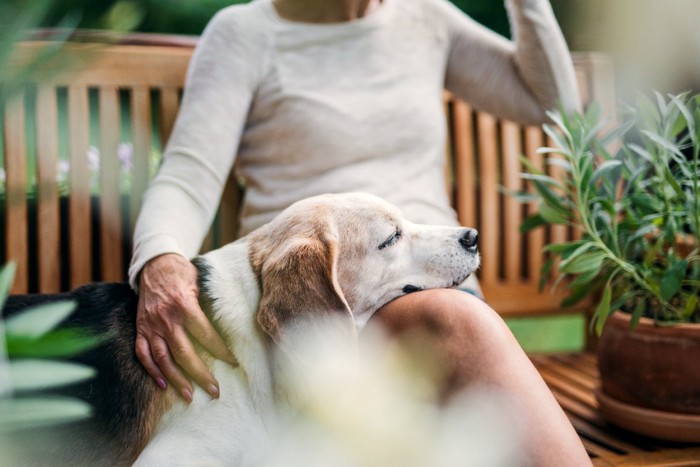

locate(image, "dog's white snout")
(459, 229), (479, 252)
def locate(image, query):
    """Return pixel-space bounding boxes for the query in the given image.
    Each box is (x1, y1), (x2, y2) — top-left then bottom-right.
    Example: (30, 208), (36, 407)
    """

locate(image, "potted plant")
(519, 92), (700, 441)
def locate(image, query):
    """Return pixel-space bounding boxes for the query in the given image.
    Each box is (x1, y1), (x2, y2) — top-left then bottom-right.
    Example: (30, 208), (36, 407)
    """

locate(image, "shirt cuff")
(128, 233), (187, 292)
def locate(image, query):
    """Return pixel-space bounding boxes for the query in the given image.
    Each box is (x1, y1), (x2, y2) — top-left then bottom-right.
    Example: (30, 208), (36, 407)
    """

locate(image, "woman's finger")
(183, 307), (239, 367)
(150, 335), (195, 402)
(165, 326), (220, 399)
(135, 333), (168, 391)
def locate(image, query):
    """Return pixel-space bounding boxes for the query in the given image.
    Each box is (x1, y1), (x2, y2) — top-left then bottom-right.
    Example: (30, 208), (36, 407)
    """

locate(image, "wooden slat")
(501, 120), (522, 283)
(482, 282), (574, 316)
(35, 86), (61, 293)
(452, 100), (477, 228)
(129, 87), (152, 231)
(13, 43), (192, 88)
(98, 86), (123, 281)
(67, 85), (92, 288)
(476, 112), (499, 284)
(524, 126), (545, 282)
(592, 447), (700, 467)
(158, 88), (180, 148)
(537, 365), (599, 409)
(3, 94), (29, 294)
(534, 353), (700, 466)
(584, 438), (623, 461)
(546, 135), (569, 246)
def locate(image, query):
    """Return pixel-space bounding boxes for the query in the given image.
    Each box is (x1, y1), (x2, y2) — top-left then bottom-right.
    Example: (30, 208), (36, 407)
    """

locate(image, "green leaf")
(544, 115), (573, 149)
(641, 130), (686, 159)
(538, 256), (556, 292)
(519, 155), (545, 175)
(594, 283), (613, 336)
(4, 301), (76, 339)
(520, 213), (547, 233)
(544, 241), (585, 255)
(684, 294), (698, 320)
(560, 251), (606, 275)
(627, 141), (650, 159)
(9, 360), (96, 391)
(664, 167), (686, 199)
(531, 178), (570, 211)
(546, 158), (573, 172)
(0, 262), (16, 309)
(671, 94), (695, 142)
(520, 173), (565, 190)
(660, 260), (688, 302)
(6, 328), (104, 358)
(569, 267), (601, 289)
(630, 299), (647, 329)
(591, 160), (623, 184)
(540, 203), (570, 225)
(0, 397), (92, 432)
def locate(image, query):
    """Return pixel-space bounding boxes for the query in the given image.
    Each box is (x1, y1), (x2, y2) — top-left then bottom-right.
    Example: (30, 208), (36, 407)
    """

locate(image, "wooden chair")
(3, 35), (699, 465)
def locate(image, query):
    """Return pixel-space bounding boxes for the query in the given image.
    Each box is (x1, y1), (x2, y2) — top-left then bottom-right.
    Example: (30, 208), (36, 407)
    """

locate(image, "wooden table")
(533, 353), (700, 466)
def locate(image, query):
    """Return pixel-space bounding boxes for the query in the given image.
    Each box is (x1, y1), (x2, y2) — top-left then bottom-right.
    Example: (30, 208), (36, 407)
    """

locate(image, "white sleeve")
(441, 0), (580, 125)
(128, 8), (264, 290)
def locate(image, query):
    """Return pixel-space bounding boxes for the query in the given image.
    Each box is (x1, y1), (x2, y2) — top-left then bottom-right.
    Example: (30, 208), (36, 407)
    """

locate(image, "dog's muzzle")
(459, 229), (479, 252)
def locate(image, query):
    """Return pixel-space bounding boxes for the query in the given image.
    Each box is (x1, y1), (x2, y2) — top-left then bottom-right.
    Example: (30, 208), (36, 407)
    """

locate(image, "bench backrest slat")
(67, 85), (92, 288)
(35, 86), (62, 293)
(3, 95), (30, 294)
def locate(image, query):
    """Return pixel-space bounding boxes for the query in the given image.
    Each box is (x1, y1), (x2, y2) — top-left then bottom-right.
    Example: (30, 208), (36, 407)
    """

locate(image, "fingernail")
(182, 389), (193, 402)
(157, 378), (167, 390)
(208, 384), (220, 399)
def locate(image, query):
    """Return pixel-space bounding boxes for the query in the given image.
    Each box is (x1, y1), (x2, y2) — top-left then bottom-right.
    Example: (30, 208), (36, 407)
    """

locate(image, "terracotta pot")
(597, 311), (700, 415)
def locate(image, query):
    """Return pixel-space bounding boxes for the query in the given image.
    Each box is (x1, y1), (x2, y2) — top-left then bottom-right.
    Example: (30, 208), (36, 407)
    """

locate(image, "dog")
(2, 192), (480, 466)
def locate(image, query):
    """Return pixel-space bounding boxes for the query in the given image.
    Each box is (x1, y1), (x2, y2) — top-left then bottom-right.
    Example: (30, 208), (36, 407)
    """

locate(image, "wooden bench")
(3, 34), (699, 465)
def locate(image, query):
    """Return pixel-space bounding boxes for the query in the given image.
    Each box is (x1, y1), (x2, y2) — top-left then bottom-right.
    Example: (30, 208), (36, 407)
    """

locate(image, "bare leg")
(370, 288), (591, 467)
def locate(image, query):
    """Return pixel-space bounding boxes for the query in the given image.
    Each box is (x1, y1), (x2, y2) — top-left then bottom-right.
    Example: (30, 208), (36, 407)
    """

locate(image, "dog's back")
(2, 283), (169, 466)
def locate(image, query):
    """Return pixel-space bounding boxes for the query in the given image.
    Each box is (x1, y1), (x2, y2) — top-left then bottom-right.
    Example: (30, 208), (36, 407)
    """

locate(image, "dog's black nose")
(459, 229), (479, 251)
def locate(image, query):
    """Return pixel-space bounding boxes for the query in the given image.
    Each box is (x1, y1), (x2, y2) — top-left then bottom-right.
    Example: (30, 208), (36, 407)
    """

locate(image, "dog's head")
(248, 193), (479, 355)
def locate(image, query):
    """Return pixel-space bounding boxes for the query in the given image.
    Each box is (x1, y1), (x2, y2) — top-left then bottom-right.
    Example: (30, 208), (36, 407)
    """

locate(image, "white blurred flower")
(57, 160), (70, 183)
(118, 142), (133, 172)
(260, 323), (525, 467)
(87, 146), (100, 172)
(0, 167), (6, 183)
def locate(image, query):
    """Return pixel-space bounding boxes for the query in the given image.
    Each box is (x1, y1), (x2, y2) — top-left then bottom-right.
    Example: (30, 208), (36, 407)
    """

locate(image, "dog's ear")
(255, 232), (356, 359)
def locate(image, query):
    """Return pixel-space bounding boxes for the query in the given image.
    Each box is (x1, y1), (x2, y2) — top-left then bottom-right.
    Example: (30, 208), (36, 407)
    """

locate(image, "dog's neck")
(195, 239), (263, 350)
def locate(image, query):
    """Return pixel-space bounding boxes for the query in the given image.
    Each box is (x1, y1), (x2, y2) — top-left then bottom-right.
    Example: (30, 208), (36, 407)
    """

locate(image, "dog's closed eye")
(378, 228), (401, 250)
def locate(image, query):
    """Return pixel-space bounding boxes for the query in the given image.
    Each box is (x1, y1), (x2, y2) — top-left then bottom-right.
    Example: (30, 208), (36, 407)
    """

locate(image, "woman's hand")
(136, 253), (237, 402)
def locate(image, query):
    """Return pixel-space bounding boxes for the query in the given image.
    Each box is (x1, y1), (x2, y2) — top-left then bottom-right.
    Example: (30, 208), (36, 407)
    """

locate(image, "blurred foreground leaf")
(10, 360), (95, 391)
(0, 397), (92, 432)
(6, 328), (104, 358)
(4, 302), (76, 339)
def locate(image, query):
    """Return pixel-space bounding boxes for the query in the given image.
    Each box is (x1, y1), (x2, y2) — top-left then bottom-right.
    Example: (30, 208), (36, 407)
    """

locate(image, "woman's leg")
(370, 288), (591, 467)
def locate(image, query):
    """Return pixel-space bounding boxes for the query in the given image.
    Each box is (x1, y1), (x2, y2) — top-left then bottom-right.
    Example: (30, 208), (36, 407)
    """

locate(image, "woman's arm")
(440, 0), (580, 125)
(128, 6), (269, 400)
(129, 8), (263, 284)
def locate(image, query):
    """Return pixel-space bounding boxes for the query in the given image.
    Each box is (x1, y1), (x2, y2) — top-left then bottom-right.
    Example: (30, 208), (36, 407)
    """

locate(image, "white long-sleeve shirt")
(129, 0), (579, 288)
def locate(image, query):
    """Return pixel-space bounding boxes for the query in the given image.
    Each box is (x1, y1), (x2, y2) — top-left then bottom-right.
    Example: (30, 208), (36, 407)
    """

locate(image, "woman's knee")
(372, 288), (510, 345)
(369, 288), (518, 397)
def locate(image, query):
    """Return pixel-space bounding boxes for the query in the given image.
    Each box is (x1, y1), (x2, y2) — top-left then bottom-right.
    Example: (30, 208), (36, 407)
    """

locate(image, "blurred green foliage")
(1, 263), (103, 434)
(18, 0), (510, 37)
